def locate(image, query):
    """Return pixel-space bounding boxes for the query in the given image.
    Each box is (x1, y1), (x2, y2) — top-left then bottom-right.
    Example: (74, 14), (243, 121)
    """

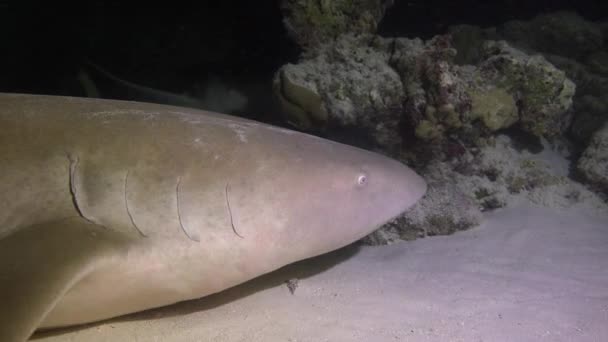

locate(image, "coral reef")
(500, 11), (603, 60)
(389, 35), (473, 144)
(279, 0), (394, 49)
(449, 12), (608, 143)
(477, 41), (576, 138)
(448, 10), (608, 196)
(428, 134), (606, 214)
(363, 181), (482, 245)
(468, 87), (518, 132)
(273, 35), (404, 150)
(570, 94), (608, 143)
(543, 54), (608, 143)
(577, 123), (608, 191)
(274, 33), (574, 152)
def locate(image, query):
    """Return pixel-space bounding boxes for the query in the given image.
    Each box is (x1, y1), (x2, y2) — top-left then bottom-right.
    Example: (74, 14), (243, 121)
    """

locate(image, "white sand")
(33, 204), (608, 342)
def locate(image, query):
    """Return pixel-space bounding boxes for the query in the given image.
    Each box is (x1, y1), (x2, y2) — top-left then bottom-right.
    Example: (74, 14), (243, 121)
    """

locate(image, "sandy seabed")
(34, 204), (608, 342)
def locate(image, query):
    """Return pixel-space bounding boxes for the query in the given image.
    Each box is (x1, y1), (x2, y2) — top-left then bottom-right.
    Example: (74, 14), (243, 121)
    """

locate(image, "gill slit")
(124, 170), (147, 237)
(225, 183), (244, 239)
(67, 153), (104, 227)
(176, 176), (200, 242)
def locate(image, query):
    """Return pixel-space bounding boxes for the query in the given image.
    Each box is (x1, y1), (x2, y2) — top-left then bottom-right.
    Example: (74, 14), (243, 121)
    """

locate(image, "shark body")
(0, 93), (426, 341)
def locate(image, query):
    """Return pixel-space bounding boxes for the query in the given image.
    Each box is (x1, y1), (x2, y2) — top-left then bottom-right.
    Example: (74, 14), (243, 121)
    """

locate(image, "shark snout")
(378, 158), (427, 218)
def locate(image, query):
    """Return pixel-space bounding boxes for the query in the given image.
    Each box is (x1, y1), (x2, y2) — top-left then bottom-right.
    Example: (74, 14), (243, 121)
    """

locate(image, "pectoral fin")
(0, 217), (127, 341)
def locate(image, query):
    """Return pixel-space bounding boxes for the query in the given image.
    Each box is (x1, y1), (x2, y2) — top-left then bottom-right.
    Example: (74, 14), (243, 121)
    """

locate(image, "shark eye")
(357, 173), (368, 186)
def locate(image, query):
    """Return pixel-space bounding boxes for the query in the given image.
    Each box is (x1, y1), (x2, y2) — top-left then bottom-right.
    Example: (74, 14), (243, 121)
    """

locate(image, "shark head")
(225, 128), (427, 267)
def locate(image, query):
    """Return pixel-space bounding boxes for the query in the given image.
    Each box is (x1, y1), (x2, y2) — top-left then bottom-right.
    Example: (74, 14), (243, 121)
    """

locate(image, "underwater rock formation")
(388, 35), (472, 143)
(452, 17), (607, 117)
(273, 33), (574, 150)
(273, 34), (404, 150)
(570, 93), (608, 143)
(426, 134), (606, 216)
(449, 11), (604, 64)
(363, 181), (482, 245)
(544, 54), (608, 143)
(500, 11), (603, 60)
(577, 123), (608, 192)
(449, 11), (607, 141)
(279, 0), (394, 49)
(447, 11), (608, 196)
(477, 41), (576, 138)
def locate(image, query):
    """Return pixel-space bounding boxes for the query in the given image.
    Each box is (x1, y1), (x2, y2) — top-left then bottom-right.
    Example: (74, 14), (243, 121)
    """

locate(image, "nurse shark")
(0, 93), (426, 341)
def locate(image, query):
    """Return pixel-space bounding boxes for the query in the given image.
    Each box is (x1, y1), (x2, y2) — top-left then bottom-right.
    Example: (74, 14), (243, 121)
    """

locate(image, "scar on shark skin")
(225, 183), (244, 239)
(67, 153), (103, 227)
(124, 170), (147, 237)
(176, 176), (200, 242)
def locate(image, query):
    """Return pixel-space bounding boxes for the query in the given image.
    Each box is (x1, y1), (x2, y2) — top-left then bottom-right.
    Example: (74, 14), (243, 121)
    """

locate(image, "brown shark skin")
(0, 93), (426, 341)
